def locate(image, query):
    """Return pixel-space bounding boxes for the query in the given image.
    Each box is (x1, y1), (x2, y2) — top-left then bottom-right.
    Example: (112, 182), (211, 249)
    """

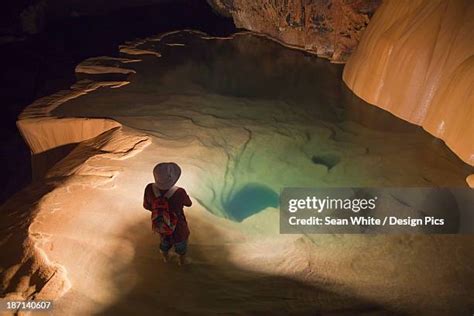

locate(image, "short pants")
(159, 238), (188, 255)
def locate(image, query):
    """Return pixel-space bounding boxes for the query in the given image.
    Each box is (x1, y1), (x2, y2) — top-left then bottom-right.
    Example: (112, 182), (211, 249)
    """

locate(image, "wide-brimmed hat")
(153, 162), (181, 190)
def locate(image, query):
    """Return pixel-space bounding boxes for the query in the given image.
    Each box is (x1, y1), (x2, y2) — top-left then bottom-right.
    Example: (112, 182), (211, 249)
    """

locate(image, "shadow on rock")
(98, 218), (403, 316)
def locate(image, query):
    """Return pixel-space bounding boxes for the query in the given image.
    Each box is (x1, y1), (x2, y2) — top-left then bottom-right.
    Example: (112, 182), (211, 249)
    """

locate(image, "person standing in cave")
(143, 162), (192, 265)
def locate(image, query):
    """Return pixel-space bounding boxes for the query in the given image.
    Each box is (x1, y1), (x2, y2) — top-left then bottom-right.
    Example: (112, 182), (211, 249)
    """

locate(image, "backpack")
(151, 186), (179, 236)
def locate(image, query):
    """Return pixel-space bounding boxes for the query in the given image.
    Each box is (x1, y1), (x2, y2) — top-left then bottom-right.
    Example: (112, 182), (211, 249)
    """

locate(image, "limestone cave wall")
(207, 0), (381, 63)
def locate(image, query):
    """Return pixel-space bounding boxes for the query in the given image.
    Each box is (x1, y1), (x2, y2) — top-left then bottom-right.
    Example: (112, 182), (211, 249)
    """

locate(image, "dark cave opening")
(0, 0), (236, 204)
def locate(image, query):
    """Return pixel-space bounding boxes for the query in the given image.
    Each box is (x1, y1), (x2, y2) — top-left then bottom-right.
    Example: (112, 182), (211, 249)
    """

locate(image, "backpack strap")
(164, 186), (179, 199)
(152, 183), (160, 198)
(152, 184), (178, 199)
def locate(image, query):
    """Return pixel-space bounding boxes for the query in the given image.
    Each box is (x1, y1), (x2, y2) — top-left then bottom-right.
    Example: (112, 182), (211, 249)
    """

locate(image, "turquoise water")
(223, 183), (279, 221)
(53, 31), (473, 221)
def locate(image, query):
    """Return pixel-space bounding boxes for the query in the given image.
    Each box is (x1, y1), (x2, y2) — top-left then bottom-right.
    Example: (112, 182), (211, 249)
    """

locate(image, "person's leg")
(174, 240), (188, 265)
(159, 237), (172, 263)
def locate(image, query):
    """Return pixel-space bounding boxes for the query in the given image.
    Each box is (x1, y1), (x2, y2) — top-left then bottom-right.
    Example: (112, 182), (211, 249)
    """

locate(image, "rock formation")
(343, 0), (474, 166)
(207, 0), (381, 62)
(6, 29), (474, 314)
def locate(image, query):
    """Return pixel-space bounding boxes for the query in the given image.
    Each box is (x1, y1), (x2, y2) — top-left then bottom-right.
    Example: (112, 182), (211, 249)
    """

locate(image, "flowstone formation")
(343, 0), (474, 167)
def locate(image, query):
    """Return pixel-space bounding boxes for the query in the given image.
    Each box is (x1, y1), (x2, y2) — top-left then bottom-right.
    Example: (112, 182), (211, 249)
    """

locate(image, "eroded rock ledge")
(6, 55), (151, 302)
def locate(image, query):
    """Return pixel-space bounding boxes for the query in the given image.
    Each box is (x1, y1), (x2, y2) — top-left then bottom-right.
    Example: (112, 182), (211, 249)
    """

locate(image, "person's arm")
(182, 189), (192, 207)
(143, 184), (152, 211)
